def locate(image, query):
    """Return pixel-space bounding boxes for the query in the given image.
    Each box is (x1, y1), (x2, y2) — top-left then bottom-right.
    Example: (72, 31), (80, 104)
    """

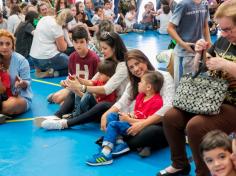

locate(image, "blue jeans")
(102, 112), (131, 149)
(133, 22), (153, 30)
(73, 92), (97, 117)
(173, 55), (195, 88)
(26, 56), (34, 69)
(30, 52), (69, 76)
(113, 0), (119, 18)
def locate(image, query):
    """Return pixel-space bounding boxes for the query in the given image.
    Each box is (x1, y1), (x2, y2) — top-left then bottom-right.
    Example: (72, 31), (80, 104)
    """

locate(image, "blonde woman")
(29, 9), (73, 78)
(0, 29), (32, 121)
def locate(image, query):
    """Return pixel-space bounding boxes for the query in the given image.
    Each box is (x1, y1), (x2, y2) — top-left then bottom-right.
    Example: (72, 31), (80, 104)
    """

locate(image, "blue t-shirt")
(170, 0), (209, 55)
(9, 52), (33, 101)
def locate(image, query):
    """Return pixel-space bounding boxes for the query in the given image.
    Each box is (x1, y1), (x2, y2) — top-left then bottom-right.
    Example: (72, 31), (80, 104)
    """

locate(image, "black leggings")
(55, 91), (75, 118)
(55, 91), (113, 127)
(67, 101), (113, 127)
(124, 124), (168, 150)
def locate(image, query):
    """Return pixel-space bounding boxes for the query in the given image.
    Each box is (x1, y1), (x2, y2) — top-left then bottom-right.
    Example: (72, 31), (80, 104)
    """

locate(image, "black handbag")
(173, 51), (229, 115)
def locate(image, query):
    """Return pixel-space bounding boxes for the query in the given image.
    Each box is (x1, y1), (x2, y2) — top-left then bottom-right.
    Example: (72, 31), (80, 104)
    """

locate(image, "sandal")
(0, 114), (12, 124)
(157, 165), (191, 176)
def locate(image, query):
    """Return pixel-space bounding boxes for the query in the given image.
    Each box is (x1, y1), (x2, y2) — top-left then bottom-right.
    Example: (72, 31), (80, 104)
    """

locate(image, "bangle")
(80, 85), (87, 93)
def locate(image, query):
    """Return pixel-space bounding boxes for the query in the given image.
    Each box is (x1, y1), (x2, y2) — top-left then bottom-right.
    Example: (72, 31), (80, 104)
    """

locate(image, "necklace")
(214, 42), (231, 58)
(212, 42), (232, 77)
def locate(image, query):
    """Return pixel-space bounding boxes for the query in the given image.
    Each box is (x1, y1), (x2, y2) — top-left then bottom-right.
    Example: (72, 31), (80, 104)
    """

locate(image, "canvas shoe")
(41, 119), (67, 130)
(0, 114), (6, 124)
(86, 153), (113, 166)
(112, 143), (130, 157)
(34, 115), (60, 127)
(0, 114), (12, 124)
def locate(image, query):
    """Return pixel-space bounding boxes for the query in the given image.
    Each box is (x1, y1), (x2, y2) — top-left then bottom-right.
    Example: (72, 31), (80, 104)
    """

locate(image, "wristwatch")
(80, 85), (87, 93)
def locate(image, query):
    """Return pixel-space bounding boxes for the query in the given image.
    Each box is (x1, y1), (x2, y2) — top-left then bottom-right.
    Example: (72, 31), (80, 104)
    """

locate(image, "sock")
(116, 138), (124, 144)
(116, 135), (124, 144)
(101, 147), (111, 156)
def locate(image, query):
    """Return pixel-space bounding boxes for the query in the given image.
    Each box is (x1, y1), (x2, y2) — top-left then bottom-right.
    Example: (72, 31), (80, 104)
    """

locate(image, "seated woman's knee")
(162, 108), (182, 125)
(186, 115), (206, 137)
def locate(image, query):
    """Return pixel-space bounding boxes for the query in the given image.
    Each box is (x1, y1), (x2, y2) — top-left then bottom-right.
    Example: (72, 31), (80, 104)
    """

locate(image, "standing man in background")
(167, 0), (211, 87)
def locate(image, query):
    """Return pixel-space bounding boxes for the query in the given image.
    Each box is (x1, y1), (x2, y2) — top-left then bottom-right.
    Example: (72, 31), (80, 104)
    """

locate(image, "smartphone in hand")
(14, 75), (22, 96)
(68, 73), (75, 80)
(190, 44), (195, 51)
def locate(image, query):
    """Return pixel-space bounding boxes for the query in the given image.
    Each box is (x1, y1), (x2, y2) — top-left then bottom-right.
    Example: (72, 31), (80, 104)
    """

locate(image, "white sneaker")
(34, 116), (60, 127)
(41, 119), (67, 130)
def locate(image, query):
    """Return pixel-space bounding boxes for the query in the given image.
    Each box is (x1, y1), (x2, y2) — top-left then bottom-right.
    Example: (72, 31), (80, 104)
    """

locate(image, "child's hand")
(15, 75), (27, 89)
(118, 112), (131, 122)
(195, 39), (209, 53)
(183, 42), (195, 53)
(231, 133), (236, 169)
(233, 137), (236, 153)
(68, 73), (76, 80)
(127, 121), (144, 136)
(75, 76), (83, 84)
(60, 80), (67, 88)
(64, 78), (80, 91)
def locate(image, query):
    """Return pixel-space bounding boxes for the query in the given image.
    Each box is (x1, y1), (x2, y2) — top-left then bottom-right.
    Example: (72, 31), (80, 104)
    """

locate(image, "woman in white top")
(100, 49), (175, 153)
(35, 32), (129, 130)
(29, 9), (73, 78)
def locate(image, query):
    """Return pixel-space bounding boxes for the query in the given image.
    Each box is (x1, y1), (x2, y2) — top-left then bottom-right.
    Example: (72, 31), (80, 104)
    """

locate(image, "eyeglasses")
(217, 24), (236, 34)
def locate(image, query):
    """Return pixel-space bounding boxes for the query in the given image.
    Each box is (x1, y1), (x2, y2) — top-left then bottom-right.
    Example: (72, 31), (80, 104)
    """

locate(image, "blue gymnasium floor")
(0, 31), (216, 176)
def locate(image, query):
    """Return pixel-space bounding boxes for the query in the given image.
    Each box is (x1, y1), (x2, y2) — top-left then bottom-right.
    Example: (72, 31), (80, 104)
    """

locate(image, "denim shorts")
(23, 97), (32, 112)
(30, 53), (69, 71)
